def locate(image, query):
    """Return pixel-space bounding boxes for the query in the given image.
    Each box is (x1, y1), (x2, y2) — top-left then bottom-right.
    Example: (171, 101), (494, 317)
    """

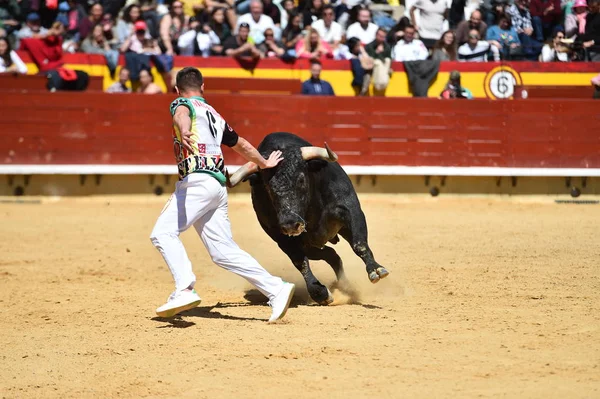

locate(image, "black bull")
(227, 132), (389, 305)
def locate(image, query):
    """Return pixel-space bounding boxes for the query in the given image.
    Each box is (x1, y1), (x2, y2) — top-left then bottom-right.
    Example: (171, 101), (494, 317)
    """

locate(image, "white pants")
(150, 173), (284, 301)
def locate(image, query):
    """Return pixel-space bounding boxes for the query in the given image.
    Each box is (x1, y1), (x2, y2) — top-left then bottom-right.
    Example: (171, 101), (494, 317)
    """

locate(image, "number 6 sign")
(484, 66), (523, 100)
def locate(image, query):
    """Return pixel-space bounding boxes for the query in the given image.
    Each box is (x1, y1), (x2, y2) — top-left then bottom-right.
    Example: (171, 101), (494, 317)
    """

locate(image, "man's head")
(238, 22), (250, 42)
(90, 3), (103, 21)
(322, 4), (334, 24)
(449, 70), (461, 87)
(403, 24), (416, 43)
(469, 10), (482, 29)
(375, 28), (387, 44)
(310, 61), (322, 80)
(264, 28), (275, 41)
(516, 0), (529, 10)
(498, 15), (510, 30)
(282, 0), (295, 13)
(312, 0), (323, 9)
(357, 9), (371, 26)
(139, 68), (153, 87)
(249, 0), (263, 19)
(118, 67), (130, 84)
(589, 0), (600, 13)
(26, 12), (41, 31)
(468, 29), (480, 46)
(175, 67), (204, 96)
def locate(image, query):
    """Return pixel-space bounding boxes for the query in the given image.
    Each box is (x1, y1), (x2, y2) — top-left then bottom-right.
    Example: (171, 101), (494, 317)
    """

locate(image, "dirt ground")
(0, 194), (599, 398)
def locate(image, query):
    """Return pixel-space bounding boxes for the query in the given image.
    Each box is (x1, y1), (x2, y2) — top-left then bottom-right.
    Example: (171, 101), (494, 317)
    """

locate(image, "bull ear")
(247, 173), (262, 186)
(307, 159), (328, 172)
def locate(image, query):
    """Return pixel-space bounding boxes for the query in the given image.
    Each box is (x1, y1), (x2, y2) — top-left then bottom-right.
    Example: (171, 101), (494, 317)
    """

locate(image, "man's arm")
(173, 106), (195, 152)
(231, 137), (283, 169)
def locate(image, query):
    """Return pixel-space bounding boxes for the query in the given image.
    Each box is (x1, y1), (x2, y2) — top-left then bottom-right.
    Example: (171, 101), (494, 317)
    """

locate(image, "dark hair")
(282, 11), (302, 43)
(496, 14), (509, 25)
(176, 67), (203, 92)
(0, 37), (13, 68)
(123, 4), (141, 23)
(404, 23), (416, 31)
(140, 67), (153, 81)
(310, 60), (322, 66)
(347, 37), (361, 53)
(321, 4), (334, 17)
(433, 30), (457, 60)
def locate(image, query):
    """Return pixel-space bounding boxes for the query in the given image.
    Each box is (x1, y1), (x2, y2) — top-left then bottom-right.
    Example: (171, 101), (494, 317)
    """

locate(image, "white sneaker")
(156, 289), (202, 318)
(268, 282), (295, 323)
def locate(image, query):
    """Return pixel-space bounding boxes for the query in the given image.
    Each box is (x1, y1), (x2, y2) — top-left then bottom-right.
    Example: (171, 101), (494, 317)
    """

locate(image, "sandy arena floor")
(0, 194), (599, 398)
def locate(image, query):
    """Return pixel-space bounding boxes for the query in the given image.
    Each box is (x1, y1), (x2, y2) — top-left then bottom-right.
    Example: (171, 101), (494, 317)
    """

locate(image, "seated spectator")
(222, 22), (261, 60)
(410, 0), (448, 48)
(205, 0), (237, 30)
(16, 12), (48, 44)
(0, 36), (27, 74)
(106, 67), (132, 93)
(296, 27), (333, 59)
(280, 0), (295, 30)
(540, 28), (571, 60)
(0, 0), (20, 36)
(387, 16), (411, 46)
(301, 60), (335, 95)
(139, 0), (160, 39)
(458, 29), (498, 61)
(393, 24), (428, 61)
(507, 0), (542, 59)
(58, 0), (87, 41)
(565, 0), (588, 38)
(209, 9), (232, 54)
(346, 8), (378, 45)
(456, 10), (488, 45)
(312, 5), (343, 53)
(281, 11), (303, 56)
(236, 0), (276, 42)
(117, 4), (144, 49)
(257, 27), (285, 57)
(440, 70), (473, 99)
(365, 28), (391, 93)
(100, 13), (118, 49)
(79, 2), (104, 42)
(303, 0), (324, 27)
(432, 30), (458, 61)
(120, 20), (162, 81)
(530, 0), (562, 42)
(486, 15), (523, 59)
(137, 68), (163, 94)
(579, 0), (600, 60)
(347, 37), (371, 96)
(81, 24), (119, 73)
(159, 1), (190, 55)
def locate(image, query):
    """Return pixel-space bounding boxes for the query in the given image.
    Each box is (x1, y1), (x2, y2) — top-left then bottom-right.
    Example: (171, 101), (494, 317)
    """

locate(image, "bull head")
(226, 142), (338, 188)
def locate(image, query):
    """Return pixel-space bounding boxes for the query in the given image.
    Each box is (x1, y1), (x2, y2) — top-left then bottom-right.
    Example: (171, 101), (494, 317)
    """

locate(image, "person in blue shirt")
(301, 61), (335, 96)
(486, 15), (523, 59)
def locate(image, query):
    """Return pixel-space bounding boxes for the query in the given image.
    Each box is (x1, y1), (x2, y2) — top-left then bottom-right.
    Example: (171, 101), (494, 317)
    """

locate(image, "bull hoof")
(368, 271), (380, 284)
(317, 290), (334, 306)
(376, 267), (390, 280)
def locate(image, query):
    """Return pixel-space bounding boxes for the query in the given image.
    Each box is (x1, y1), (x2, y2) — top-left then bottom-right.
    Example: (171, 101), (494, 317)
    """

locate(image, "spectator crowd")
(0, 0), (599, 93)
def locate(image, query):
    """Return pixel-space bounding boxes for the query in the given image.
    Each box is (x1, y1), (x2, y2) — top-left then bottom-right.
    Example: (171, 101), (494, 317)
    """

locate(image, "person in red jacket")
(529, 0), (562, 41)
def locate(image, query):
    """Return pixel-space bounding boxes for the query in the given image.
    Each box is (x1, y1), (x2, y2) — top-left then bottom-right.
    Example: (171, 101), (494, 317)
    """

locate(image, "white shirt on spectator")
(540, 44), (569, 62)
(393, 39), (429, 61)
(346, 22), (378, 45)
(414, 0), (446, 40)
(458, 41), (490, 62)
(178, 29), (221, 57)
(0, 50), (28, 74)
(236, 13), (276, 35)
(311, 19), (343, 44)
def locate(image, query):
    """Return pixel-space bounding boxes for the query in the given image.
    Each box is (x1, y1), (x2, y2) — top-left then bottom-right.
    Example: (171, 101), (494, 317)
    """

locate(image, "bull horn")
(226, 162), (259, 188)
(300, 142), (338, 162)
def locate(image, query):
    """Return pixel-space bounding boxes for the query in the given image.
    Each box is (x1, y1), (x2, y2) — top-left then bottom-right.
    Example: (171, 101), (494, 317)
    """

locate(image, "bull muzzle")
(280, 221), (306, 237)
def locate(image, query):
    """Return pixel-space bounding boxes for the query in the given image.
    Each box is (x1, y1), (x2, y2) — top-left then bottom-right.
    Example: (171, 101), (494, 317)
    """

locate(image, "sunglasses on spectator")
(556, 34), (564, 39)
(173, 5), (182, 8)
(265, 33), (274, 37)
(469, 34), (480, 39)
(324, 11), (334, 15)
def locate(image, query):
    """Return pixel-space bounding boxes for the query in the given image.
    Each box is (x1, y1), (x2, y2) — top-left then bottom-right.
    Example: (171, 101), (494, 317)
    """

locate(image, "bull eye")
(298, 173), (306, 186)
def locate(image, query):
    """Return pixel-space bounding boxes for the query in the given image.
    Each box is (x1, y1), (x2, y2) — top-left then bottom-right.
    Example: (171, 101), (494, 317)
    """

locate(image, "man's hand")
(524, 27), (533, 36)
(261, 150), (284, 169)
(510, 43), (518, 48)
(180, 129), (195, 153)
(583, 40), (595, 48)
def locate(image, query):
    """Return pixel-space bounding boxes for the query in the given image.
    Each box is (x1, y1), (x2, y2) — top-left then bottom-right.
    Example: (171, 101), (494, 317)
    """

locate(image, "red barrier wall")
(1, 92), (599, 168)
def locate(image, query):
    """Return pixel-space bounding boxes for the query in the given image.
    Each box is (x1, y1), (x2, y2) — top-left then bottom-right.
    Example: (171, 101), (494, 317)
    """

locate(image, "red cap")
(134, 20), (147, 31)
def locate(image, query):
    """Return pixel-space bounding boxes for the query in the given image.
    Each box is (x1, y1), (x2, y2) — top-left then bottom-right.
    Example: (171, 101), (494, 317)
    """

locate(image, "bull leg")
(276, 239), (333, 305)
(305, 245), (346, 282)
(338, 209), (389, 284)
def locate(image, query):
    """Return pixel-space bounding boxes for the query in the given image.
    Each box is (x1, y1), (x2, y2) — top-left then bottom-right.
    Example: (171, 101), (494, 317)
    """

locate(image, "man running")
(150, 67), (295, 323)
